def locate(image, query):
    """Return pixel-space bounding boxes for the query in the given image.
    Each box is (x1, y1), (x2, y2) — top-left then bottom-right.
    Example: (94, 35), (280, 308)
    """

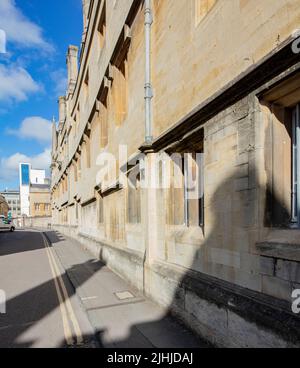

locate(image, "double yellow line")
(42, 233), (83, 347)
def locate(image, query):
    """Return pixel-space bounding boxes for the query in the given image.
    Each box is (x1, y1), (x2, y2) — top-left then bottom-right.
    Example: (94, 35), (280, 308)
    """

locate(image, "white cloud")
(0, 148), (51, 182)
(0, 0), (53, 52)
(51, 69), (67, 97)
(0, 64), (41, 102)
(7, 116), (52, 143)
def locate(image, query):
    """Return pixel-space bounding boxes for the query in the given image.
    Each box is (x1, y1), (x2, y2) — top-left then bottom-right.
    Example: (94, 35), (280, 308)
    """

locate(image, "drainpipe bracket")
(144, 85), (153, 99)
(144, 8), (153, 26)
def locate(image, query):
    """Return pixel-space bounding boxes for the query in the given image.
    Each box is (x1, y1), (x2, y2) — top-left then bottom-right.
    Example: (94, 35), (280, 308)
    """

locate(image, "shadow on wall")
(165, 170), (300, 348)
(262, 101), (294, 228)
(68, 168), (298, 347)
(116, 164), (300, 348)
(0, 167), (299, 348)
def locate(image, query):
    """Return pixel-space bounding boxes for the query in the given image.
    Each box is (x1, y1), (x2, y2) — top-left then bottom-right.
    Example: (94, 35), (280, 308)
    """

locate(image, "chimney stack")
(82, 0), (91, 33)
(58, 96), (66, 131)
(51, 117), (58, 156)
(66, 45), (78, 95)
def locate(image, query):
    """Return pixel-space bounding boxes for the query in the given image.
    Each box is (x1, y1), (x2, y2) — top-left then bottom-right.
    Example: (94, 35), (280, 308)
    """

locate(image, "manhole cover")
(115, 291), (135, 300)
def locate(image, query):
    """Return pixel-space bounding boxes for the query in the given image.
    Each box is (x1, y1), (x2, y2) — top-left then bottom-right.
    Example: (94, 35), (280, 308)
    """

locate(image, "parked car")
(0, 216), (15, 232)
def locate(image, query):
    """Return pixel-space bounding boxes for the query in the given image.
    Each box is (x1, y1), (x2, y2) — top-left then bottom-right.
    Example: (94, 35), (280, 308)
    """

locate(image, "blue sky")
(0, 0), (83, 190)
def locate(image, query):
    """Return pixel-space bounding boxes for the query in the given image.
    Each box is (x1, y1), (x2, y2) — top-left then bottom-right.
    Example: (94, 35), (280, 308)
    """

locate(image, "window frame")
(183, 152), (204, 228)
(291, 103), (300, 227)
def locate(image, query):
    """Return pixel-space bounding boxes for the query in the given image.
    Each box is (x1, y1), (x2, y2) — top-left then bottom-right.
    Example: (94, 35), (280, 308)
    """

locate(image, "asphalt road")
(0, 229), (96, 348)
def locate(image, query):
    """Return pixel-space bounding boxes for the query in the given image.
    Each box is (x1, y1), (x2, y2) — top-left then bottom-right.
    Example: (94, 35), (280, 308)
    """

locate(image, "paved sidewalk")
(44, 230), (209, 348)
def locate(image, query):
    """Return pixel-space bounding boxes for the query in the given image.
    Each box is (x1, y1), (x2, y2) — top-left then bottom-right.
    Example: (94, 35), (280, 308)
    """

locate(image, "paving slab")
(44, 230), (210, 348)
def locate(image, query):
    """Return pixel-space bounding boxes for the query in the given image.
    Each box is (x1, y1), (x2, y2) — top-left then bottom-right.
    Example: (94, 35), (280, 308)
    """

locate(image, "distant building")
(19, 163), (31, 216)
(0, 190), (21, 218)
(0, 194), (8, 217)
(30, 184), (51, 218)
(19, 163), (51, 217)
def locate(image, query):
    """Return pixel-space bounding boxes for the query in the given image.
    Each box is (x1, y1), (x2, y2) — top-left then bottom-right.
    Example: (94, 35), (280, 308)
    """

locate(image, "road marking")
(45, 241), (83, 345)
(42, 234), (83, 346)
(43, 237), (74, 345)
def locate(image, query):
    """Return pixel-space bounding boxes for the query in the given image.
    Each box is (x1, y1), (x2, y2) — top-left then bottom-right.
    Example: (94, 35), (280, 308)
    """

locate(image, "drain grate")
(114, 291), (135, 300)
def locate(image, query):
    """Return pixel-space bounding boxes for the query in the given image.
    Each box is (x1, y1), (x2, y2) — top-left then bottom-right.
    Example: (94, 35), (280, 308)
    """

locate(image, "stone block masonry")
(51, 0), (300, 347)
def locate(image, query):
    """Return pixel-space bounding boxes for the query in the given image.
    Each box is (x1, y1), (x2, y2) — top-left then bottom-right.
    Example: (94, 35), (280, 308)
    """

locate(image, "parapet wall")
(17, 216), (52, 230)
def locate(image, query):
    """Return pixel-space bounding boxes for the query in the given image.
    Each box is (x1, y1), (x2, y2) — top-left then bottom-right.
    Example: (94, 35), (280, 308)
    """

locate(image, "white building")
(30, 169), (46, 185)
(19, 163), (49, 216)
(19, 163), (30, 216)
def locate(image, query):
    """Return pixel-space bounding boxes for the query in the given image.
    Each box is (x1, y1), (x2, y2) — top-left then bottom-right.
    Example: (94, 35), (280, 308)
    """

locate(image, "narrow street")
(0, 230), (96, 348)
(0, 229), (208, 349)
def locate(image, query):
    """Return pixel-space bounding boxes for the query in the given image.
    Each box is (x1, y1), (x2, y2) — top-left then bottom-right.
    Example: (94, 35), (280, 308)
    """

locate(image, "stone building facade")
(0, 194), (8, 217)
(29, 185), (51, 218)
(0, 190), (21, 218)
(51, 0), (300, 347)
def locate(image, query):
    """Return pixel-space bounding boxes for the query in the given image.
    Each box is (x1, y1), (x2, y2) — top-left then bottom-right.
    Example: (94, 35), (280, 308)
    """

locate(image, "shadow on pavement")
(0, 231), (49, 256)
(0, 228), (209, 348)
